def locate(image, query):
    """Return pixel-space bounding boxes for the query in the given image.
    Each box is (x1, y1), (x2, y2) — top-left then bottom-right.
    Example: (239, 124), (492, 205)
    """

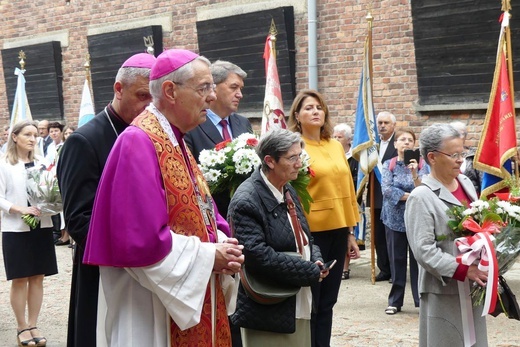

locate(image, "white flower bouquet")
(199, 133), (261, 197)
(447, 197), (520, 318)
(22, 165), (63, 228)
(199, 133), (314, 212)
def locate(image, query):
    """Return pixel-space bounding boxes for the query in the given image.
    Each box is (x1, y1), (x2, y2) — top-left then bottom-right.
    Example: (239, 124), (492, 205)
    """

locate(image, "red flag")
(261, 34), (287, 135)
(474, 12), (516, 196)
(476, 52), (515, 171)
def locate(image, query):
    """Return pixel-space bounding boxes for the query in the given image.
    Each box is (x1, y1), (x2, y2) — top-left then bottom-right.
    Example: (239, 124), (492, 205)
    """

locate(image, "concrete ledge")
(197, 0), (306, 22)
(3, 30), (69, 49)
(87, 15), (172, 36)
(414, 102), (520, 112)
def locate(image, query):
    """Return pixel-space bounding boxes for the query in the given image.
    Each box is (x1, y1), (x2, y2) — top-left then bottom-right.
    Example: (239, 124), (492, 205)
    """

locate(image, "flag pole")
(261, 19), (287, 135)
(78, 54), (96, 127)
(503, 1), (515, 113)
(502, 0), (517, 180)
(9, 50), (33, 131)
(269, 19), (277, 60)
(84, 54), (94, 106)
(365, 10), (377, 285)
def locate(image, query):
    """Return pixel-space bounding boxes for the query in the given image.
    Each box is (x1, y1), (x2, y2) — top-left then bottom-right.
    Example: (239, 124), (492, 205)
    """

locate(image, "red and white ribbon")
(455, 232), (498, 315)
(454, 232), (498, 347)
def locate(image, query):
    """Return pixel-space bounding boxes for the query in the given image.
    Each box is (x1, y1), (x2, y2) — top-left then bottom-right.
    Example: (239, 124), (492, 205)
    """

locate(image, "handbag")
(237, 190), (309, 305)
(239, 252), (301, 305)
(490, 275), (520, 320)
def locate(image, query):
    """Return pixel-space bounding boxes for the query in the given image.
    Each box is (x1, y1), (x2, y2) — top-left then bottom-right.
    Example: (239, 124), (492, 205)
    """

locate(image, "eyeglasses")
(433, 150), (468, 160)
(282, 153), (303, 163)
(173, 81), (216, 97)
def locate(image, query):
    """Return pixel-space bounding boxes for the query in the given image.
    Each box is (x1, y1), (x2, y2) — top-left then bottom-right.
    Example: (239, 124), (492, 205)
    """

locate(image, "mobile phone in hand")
(404, 148), (420, 165)
(320, 259), (337, 271)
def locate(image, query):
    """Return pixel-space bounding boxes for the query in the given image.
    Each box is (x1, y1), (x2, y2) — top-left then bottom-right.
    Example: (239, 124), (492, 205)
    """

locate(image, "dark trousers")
(67, 246), (100, 347)
(311, 228), (348, 347)
(230, 318), (242, 347)
(51, 214), (61, 241)
(385, 226), (419, 308)
(374, 208), (391, 276)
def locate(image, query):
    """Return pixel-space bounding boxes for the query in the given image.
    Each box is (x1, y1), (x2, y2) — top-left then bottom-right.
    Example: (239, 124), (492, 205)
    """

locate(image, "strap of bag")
(285, 190), (308, 255)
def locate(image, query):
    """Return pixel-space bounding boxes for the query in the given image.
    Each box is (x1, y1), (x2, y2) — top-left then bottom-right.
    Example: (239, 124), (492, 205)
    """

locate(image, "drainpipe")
(308, 0), (318, 90)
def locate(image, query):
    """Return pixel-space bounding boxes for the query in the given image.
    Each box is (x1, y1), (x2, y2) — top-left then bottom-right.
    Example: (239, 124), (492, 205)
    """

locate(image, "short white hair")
(449, 121), (467, 138)
(376, 111), (396, 123)
(333, 123), (352, 139)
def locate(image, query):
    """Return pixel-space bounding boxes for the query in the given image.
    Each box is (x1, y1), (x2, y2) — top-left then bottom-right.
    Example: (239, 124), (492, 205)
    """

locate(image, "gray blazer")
(405, 174), (477, 295)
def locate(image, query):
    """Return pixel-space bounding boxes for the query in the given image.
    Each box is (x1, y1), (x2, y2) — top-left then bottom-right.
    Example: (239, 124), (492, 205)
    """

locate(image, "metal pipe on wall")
(308, 0), (318, 90)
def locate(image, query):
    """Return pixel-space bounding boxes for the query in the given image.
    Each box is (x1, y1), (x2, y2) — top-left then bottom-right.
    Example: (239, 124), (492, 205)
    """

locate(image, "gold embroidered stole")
(134, 110), (230, 347)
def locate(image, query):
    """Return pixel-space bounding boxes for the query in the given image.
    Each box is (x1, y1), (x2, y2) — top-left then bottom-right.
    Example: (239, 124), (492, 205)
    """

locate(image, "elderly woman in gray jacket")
(404, 124), (488, 347)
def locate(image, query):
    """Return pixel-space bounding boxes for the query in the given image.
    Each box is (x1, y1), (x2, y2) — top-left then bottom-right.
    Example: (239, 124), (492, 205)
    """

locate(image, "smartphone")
(404, 148), (420, 165)
(320, 259), (337, 271)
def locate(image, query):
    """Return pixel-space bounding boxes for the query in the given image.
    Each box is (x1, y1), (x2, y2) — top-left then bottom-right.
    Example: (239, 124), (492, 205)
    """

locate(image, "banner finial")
(84, 53), (91, 71)
(18, 50), (26, 70)
(502, 0), (511, 12)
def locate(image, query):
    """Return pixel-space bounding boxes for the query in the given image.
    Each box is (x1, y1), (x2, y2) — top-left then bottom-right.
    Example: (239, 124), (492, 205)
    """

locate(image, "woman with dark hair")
(45, 122), (64, 165)
(45, 122), (65, 245)
(229, 129), (326, 346)
(62, 125), (76, 142)
(0, 120), (57, 347)
(405, 123), (488, 346)
(288, 89), (360, 347)
(381, 127), (429, 315)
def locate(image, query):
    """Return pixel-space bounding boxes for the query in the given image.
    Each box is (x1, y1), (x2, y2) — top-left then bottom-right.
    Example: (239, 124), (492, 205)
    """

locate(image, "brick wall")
(0, 0), (504, 147)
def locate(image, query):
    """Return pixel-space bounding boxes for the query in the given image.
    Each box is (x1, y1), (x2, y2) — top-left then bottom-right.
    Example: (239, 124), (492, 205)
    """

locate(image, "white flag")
(78, 79), (95, 127)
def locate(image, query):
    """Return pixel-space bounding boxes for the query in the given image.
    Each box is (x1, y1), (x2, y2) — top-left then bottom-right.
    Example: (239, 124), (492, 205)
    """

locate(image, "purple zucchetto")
(149, 49), (199, 80)
(121, 53), (157, 69)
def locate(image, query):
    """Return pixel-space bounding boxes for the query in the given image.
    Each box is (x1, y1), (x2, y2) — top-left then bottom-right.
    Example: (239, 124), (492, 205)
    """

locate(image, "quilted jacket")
(229, 168), (322, 333)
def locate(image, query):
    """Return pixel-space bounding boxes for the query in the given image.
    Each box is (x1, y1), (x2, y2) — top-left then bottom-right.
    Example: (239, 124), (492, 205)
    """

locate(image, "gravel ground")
(1, 240), (519, 347)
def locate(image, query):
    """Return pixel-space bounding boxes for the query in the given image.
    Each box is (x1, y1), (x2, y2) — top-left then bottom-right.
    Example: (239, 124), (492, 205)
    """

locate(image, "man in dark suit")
(185, 60), (253, 219)
(57, 53), (156, 347)
(373, 111), (397, 281)
(37, 120), (53, 156)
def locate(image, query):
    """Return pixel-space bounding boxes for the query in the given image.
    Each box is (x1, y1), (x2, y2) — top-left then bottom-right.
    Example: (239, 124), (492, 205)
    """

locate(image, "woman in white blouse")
(0, 120), (57, 347)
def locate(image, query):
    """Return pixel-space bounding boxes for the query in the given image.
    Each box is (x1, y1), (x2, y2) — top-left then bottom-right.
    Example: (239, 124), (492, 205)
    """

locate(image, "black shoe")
(375, 272), (391, 282)
(55, 239), (70, 246)
(342, 270), (350, 280)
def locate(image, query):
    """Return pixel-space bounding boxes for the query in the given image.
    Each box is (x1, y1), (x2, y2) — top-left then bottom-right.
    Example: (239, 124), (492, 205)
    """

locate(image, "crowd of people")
(0, 48), (491, 347)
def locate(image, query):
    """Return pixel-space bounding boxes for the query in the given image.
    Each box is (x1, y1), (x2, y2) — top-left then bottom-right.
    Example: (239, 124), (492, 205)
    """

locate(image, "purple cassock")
(83, 125), (230, 268)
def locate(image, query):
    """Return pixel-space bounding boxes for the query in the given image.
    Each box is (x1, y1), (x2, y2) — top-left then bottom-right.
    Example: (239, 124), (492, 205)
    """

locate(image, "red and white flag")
(261, 34), (287, 135)
(474, 11), (517, 197)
